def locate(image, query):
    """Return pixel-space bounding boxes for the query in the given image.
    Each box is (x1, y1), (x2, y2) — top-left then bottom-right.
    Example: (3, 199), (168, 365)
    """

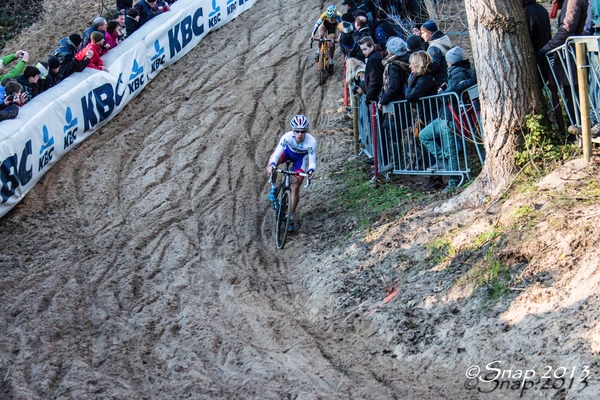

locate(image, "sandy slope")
(4, 1), (600, 399)
(0, 0), (433, 398)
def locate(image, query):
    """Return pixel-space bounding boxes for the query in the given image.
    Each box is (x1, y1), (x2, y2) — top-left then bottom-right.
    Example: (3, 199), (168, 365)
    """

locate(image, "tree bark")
(453, 0), (545, 207)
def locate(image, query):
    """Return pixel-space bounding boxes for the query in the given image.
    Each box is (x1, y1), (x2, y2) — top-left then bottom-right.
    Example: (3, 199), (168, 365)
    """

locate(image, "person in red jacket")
(75, 32), (108, 72)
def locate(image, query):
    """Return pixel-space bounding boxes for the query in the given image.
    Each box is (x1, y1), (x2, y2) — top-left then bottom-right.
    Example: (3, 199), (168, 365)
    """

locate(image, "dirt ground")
(1, 0), (600, 399)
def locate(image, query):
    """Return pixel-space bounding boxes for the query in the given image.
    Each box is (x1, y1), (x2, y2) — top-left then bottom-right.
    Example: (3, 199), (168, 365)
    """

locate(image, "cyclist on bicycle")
(267, 115), (317, 232)
(310, 5), (342, 70)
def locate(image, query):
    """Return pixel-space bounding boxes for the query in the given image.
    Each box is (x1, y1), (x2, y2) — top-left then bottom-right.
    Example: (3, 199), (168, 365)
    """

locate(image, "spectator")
(81, 17), (108, 49)
(419, 46), (473, 192)
(125, 7), (141, 36)
(538, 0), (588, 143)
(420, 19), (452, 85)
(75, 32), (108, 72)
(50, 34), (92, 84)
(378, 36), (410, 172)
(342, 0), (371, 19)
(114, 12), (127, 41)
(379, 36), (410, 107)
(0, 82), (24, 122)
(44, 56), (61, 91)
(353, 15), (372, 42)
(0, 77), (16, 100)
(16, 66), (41, 104)
(105, 21), (121, 51)
(406, 33), (426, 55)
(341, 34), (365, 62)
(0, 50), (29, 82)
(523, 0), (552, 52)
(117, 0), (133, 13)
(404, 51), (440, 189)
(358, 36), (384, 103)
(35, 62), (50, 94)
(369, 11), (399, 50)
(135, 0), (162, 27)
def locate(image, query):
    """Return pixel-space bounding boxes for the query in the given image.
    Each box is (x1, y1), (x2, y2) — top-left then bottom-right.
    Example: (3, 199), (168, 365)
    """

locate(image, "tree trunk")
(455, 0), (545, 207)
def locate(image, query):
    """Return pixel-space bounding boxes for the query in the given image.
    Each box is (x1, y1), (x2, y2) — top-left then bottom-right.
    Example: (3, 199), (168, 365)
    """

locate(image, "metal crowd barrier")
(545, 35), (600, 144)
(356, 88), (485, 185)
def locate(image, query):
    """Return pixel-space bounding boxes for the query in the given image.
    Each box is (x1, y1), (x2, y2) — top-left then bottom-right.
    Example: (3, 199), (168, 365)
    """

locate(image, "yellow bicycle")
(311, 38), (335, 86)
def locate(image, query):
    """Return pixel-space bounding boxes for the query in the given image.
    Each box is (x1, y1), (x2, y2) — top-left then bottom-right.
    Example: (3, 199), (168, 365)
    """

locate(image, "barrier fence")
(355, 85), (485, 184)
(0, 0), (257, 218)
(545, 35), (600, 145)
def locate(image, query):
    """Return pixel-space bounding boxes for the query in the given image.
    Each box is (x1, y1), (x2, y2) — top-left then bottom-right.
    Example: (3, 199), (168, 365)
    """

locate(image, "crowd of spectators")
(334, 0), (476, 192)
(337, 0), (598, 192)
(0, 0), (176, 123)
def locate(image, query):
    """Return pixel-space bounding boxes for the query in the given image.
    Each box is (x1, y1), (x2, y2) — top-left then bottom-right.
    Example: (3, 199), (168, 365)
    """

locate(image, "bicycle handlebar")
(269, 169), (312, 188)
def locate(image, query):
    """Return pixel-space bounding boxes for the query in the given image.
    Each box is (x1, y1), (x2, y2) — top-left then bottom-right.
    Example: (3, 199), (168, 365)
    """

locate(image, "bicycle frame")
(268, 162), (311, 249)
(311, 38), (334, 85)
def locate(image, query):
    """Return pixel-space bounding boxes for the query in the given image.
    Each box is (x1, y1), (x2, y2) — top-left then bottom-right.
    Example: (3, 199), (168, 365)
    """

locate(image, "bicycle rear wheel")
(275, 189), (291, 249)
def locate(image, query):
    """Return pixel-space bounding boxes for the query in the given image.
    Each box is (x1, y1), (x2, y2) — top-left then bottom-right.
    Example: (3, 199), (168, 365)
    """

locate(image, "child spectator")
(0, 77), (16, 100)
(75, 32), (108, 72)
(0, 50), (29, 82)
(50, 34), (92, 84)
(16, 66), (41, 104)
(105, 21), (121, 51)
(125, 8), (141, 37)
(0, 82), (24, 122)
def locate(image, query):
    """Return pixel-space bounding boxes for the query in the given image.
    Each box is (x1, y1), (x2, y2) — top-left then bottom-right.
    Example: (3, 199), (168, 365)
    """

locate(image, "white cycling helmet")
(326, 5), (336, 19)
(290, 114), (310, 131)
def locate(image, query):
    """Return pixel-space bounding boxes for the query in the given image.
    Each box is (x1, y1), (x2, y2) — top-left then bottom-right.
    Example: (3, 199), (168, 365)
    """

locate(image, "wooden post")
(576, 41), (592, 164)
(352, 94), (359, 154)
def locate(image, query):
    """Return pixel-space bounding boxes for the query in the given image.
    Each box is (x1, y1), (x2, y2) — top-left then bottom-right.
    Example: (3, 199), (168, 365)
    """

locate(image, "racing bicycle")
(311, 38), (335, 86)
(269, 162), (311, 249)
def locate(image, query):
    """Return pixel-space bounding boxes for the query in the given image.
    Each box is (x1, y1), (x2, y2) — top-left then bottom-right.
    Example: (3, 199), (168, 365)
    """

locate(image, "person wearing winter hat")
(419, 46), (475, 192)
(420, 19), (452, 85)
(50, 34), (92, 84)
(378, 37), (410, 172)
(406, 34), (426, 54)
(37, 56), (61, 93)
(16, 66), (41, 104)
(75, 31), (108, 72)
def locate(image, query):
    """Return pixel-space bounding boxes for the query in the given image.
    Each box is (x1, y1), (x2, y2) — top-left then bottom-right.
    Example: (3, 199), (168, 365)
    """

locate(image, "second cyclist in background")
(310, 5), (342, 70)
(267, 115), (317, 232)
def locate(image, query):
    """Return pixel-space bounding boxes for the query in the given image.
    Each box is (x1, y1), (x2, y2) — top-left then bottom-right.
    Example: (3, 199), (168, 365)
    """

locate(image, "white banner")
(0, 0), (256, 217)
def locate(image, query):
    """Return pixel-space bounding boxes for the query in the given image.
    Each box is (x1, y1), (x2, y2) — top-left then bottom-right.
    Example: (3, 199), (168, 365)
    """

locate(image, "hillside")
(1, 1), (599, 399)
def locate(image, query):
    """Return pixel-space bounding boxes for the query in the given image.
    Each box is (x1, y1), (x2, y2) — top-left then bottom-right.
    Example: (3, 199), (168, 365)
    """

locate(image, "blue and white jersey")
(269, 130), (317, 172)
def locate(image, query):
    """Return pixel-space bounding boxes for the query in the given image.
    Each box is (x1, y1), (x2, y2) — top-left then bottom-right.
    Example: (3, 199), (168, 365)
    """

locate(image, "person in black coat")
(377, 36), (410, 171)
(50, 34), (92, 83)
(135, 0), (161, 27)
(117, 0), (133, 13)
(358, 36), (384, 103)
(125, 8), (141, 36)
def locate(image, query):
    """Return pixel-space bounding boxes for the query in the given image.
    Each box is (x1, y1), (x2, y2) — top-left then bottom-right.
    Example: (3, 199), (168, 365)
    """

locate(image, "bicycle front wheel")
(319, 53), (326, 86)
(275, 189), (291, 249)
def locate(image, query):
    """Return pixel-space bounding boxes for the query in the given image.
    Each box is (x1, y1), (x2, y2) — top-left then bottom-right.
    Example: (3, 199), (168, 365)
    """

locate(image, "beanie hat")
(341, 12), (355, 23)
(341, 21), (354, 34)
(421, 20), (438, 33)
(406, 34), (422, 52)
(386, 36), (407, 56)
(342, 0), (356, 5)
(91, 31), (104, 43)
(24, 66), (41, 79)
(341, 35), (355, 50)
(47, 56), (61, 70)
(445, 46), (464, 64)
(69, 34), (82, 47)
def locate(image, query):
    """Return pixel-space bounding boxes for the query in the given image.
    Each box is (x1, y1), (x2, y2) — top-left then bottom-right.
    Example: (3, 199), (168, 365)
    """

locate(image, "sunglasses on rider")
(293, 129), (307, 134)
